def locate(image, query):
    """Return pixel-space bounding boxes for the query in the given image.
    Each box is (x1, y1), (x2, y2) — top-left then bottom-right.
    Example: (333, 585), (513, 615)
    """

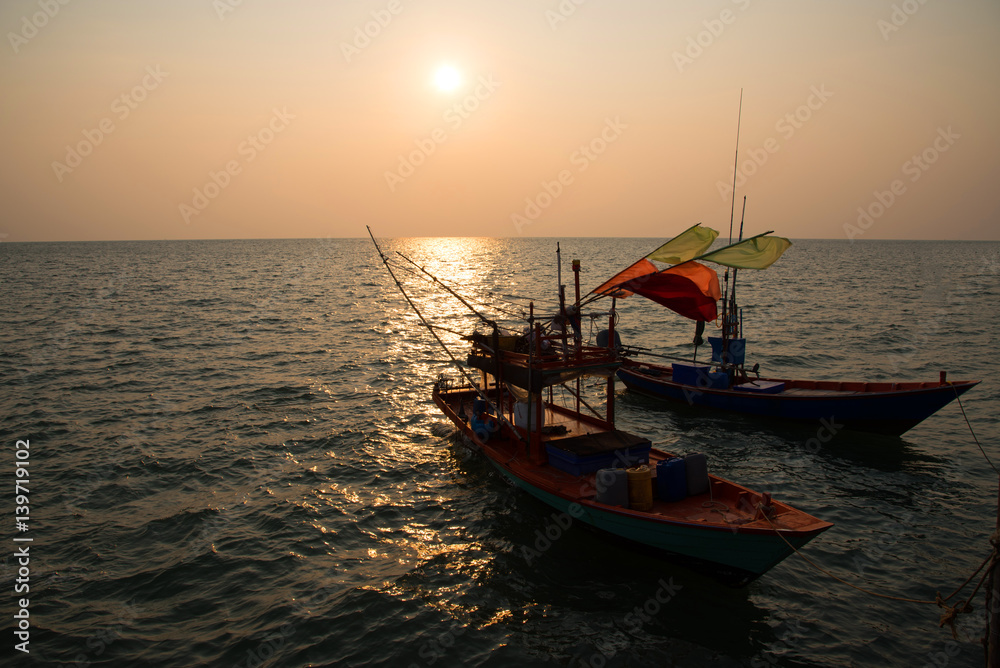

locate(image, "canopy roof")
(587, 225), (791, 321)
(618, 261), (721, 321)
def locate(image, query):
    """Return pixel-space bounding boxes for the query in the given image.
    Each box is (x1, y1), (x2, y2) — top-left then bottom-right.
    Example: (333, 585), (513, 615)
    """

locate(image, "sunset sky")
(2, 0), (998, 242)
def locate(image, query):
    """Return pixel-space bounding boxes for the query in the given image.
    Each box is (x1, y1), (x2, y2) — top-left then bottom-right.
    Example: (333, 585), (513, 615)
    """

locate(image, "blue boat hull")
(618, 362), (979, 436)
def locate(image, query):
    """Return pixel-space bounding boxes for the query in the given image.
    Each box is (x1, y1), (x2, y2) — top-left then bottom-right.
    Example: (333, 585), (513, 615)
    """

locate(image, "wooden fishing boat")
(433, 373), (832, 586)
(368, 229), (832, 585)
(617, 359), (980, 436)
(583, 223), (980, 436)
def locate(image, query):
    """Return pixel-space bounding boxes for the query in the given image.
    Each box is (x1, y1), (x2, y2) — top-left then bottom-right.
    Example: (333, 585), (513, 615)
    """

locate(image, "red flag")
(619, 262), (720, 321)
(590, 258), (658, 298)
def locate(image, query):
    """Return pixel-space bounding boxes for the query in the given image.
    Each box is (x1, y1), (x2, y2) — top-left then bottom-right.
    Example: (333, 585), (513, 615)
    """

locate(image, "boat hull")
(618, 361), (979, 436)
(489, 460), (821, 586)
(434, 383), (831, 585)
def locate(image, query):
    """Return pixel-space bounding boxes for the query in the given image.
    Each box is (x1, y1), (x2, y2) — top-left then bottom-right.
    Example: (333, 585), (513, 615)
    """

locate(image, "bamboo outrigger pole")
(394, 251), (498, 330)
(366, 226), (526, 445)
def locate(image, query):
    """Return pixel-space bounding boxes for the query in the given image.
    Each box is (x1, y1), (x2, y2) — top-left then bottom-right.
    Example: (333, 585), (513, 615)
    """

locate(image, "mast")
(721, 89), (744, 344)
(728, 89), (744, 247)
(556, 242), (569, 360)
(726, 196), (747, 341)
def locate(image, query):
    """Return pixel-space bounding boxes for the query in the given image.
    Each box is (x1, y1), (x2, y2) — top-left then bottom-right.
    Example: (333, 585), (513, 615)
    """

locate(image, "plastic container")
(656, 457), (687, 502)
(545, 440), (651, 476)
(684, 453), (710, 496)
(513, 401), (543, 431)
(594, 468), (628, 507)
(671, 363), (728, 390)
(708, 336), (746, 365)
(627, 465), (653, 511)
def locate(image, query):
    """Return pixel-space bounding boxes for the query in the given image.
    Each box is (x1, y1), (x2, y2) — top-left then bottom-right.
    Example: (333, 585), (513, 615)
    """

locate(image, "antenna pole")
(728, 88), (743, 246)
(729, 196), (747, 338)
(722, 88), (744, 339)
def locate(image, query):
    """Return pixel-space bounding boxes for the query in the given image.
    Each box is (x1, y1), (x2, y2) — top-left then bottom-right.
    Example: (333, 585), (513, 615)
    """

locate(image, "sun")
(433, 65), (462, 92)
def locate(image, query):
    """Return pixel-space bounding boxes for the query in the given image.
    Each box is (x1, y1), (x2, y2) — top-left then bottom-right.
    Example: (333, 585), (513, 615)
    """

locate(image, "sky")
(1, 0), (998, 242)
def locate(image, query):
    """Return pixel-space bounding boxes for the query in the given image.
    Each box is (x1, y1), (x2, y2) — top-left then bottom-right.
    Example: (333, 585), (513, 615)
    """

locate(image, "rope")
(757, 504), (997, 639)
(385, 258), (528, 321)
(384, 258), (529, 320)
(759, 508), (939, 605)
(385, 255), (562, 317)
(948, 381), (999, 475)
(936, 552), (994, 639)
(753, 382), (996, 635)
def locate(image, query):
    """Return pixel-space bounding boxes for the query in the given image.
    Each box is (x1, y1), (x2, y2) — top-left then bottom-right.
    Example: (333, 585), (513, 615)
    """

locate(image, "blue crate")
(545, 441), (651, 477)
(672, 363), (728, 390)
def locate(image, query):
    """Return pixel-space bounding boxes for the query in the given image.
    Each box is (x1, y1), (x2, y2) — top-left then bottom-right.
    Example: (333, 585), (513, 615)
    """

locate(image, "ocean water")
(1, 237), (999, 667)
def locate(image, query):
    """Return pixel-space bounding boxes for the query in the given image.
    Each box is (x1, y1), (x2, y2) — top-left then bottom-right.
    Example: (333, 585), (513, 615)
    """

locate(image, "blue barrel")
(656, 457), (687, 502)
(594, 468), (628, 507)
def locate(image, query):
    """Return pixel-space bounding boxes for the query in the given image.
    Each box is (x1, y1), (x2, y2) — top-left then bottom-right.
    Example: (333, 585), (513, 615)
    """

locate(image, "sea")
(2, 237), (999, 667)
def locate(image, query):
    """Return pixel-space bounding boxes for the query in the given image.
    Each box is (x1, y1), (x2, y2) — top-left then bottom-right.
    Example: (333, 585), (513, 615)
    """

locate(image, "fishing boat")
(617, 362), (979, 436)
(584, 223), (980, 436)
(368, 229), (832, 585)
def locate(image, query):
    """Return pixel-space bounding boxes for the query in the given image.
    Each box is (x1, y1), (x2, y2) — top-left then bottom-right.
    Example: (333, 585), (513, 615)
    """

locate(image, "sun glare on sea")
(433, 65), (462, 92)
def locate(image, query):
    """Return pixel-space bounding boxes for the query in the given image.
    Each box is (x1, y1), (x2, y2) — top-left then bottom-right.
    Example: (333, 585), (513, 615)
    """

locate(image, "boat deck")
(769, 387), (852, 396)
(633, 362), (964, 395)
(442, 384), (826, 533)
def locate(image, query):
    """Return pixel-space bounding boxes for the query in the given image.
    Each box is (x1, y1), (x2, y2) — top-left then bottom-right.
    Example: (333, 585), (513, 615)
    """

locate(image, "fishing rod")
(395, 251), (503, 328)
(623, 346), (731, 370)
(386, 254), (548, 321)
(366, 227), (526, 445)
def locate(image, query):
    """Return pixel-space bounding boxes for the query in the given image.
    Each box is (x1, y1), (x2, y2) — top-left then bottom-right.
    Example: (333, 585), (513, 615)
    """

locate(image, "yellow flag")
(646, 224), (719, 264)
(700, 235), (791, 270)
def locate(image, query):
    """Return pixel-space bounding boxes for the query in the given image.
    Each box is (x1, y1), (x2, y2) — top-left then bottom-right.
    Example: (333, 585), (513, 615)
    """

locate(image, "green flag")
(700, 235), (791, 270)
(646, 224), (719, 264)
